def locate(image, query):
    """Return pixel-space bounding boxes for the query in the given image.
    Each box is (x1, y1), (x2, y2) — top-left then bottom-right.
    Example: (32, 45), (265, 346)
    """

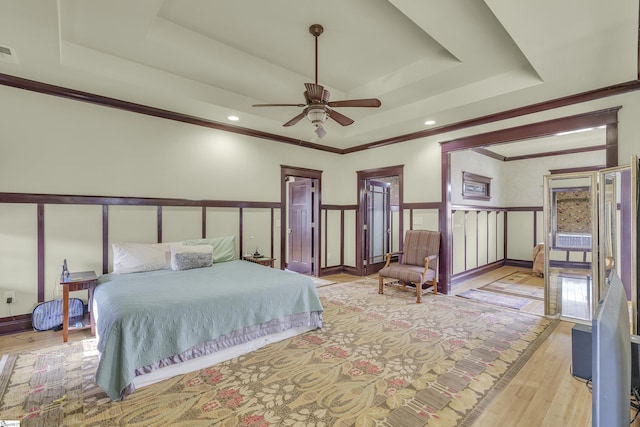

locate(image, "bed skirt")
(114, 311), (322, 399)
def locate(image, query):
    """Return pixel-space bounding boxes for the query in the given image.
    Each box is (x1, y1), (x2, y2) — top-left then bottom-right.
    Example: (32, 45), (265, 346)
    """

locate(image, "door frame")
(281, 165), (322, 276)
(356, 165), (404, 276)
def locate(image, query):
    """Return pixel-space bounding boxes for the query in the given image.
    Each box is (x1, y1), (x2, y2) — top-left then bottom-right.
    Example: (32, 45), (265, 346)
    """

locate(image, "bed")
(93, 239), (323, 401)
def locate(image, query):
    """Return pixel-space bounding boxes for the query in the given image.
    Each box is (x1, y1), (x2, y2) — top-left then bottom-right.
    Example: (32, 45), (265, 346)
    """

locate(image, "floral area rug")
(0, 279), (557, 427)
(478, 271), (545, 301)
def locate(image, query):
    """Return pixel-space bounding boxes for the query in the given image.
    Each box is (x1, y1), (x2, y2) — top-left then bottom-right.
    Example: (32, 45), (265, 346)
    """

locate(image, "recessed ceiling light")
(424, 120), (436, 126)
(228, 115), (239, 121)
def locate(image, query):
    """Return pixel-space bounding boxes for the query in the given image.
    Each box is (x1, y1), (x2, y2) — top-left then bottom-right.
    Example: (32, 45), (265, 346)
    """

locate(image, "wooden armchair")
(378, 230), (440, 303)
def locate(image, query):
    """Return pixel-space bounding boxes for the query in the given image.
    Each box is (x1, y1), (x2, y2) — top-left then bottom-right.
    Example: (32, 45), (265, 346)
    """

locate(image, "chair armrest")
(383, 251), (403, 268)
(422, 254), (438, 274)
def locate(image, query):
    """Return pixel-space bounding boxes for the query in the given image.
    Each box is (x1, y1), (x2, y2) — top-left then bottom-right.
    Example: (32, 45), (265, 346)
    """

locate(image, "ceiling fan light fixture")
(251, 24), (380, 139)
(306, 106), (328, 126)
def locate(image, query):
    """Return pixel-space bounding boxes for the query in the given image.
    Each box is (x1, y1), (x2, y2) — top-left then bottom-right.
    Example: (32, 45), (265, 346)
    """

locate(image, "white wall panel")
(162, 206), (202, 243)
(0, 204), (37, 317)
(205, 208), (239, 240)
(108, 205), (158, 272)
(45, 205), (102, 303)
(477, 211), (488, 266)
(452, 211), (465, 275)
(507, 211), (535, 260)
(242, 209), (272, 259)
(465, 212), (478, 270)
(343, 210), (357, 267)
(324, 210), (342, 267)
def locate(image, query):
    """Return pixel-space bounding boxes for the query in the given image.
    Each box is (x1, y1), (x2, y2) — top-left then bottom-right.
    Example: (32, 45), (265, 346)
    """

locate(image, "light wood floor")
(1, 266), (637, 426)
(328, 267), (636, 427)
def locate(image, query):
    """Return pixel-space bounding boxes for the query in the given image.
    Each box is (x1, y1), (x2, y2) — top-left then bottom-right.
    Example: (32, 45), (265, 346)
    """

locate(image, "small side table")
(243, 256), (275, 268)
(62, 271), (98, 343)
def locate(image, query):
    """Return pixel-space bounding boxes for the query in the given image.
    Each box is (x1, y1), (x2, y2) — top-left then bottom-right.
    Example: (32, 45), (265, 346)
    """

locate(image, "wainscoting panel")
(451, 207), (506, 277)
(343, 209), (357, 267)
(242, 208), (273, 260)
(0, 203), (38, 319)
(109, 205), (158, 245)
(452, 210), (466, 275)
(406, 209), (439, 232)
(162, 206), (203, 243)
(108, 205), (158, 271)
(44, 205), (102, 303)
(507, 211), (536, 261)
(205, 207), (240, 242)
(322, 209), (343, 269)
(465, 210), (479, 271)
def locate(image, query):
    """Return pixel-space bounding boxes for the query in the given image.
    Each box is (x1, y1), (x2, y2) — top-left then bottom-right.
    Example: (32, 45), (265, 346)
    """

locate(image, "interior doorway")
(357, 165), (403, 276)
(287, 177), (314, 274)
(439, 108), (620, 295)
(280, 165), (322, 277)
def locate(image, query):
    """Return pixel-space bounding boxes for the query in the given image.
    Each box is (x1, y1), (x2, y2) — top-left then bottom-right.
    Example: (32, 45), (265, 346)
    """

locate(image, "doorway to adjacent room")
(356, 165), (403, 276)
(281, 165), (322, 277)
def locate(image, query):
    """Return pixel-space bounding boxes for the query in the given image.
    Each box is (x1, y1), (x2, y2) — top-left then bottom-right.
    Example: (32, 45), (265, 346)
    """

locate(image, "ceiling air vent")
(0, 45), (19, 64)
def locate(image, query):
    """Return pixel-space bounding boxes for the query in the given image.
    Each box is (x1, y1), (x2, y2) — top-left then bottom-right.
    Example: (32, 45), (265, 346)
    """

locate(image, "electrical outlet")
(4, 291), (15, 304)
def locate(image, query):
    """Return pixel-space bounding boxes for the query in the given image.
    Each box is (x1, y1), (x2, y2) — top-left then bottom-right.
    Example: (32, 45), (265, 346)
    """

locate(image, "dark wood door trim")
(280, 165), (322, 276)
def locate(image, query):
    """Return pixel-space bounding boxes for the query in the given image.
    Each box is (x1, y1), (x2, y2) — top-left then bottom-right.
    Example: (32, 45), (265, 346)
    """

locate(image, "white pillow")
(112, 242), (171, 274)
(170, 244), (213, 271)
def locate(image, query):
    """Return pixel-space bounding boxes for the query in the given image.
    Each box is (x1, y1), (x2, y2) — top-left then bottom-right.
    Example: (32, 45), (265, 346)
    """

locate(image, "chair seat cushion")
(379, 264), (435, 284)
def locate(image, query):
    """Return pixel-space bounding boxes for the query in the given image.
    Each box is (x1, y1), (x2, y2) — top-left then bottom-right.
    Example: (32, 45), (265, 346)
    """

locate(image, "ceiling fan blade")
(304, 83), (326, 102)
(283, 112), (306, 127)
(252, 103), (306, 107)
(328, 98), (381, 108)
(329, 109), (354, 126)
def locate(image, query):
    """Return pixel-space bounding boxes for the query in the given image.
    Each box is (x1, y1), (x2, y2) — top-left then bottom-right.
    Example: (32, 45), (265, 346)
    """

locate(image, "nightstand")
(243, 256), (275, 268)
(61, 271), (98, 343)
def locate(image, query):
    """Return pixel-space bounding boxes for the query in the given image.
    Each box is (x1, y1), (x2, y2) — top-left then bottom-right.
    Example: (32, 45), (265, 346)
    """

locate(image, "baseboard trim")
(320, 265), (359, 277)
(505, 259), (534, 269)
(0, 313), (32, 336)
(319, 266), (345, 276)
(451, 260), (506, 285)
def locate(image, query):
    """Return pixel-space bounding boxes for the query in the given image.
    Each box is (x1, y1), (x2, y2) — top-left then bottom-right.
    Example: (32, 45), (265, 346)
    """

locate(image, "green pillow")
(182, 236), (237, 263)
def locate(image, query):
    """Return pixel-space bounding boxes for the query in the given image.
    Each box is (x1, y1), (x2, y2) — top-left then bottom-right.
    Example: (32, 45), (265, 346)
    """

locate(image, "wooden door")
(288, 178), (314, 274)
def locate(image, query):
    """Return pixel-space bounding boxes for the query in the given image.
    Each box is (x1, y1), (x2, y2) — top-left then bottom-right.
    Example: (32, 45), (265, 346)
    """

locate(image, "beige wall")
(1, 83), (640, 317)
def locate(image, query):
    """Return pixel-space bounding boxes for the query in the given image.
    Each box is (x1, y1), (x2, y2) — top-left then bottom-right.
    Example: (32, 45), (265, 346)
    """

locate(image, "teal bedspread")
(94, 260), (323, 400)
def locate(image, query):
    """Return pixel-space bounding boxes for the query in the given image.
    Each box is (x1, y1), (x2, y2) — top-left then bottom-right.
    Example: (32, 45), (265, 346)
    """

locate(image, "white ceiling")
(0, 0), (637, 153)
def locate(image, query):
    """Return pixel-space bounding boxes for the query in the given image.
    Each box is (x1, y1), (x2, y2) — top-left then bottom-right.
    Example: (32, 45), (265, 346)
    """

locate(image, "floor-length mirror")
(357, 166), (402, 276)
(597, 158), (638, 333)
(543, 172), (598, 322)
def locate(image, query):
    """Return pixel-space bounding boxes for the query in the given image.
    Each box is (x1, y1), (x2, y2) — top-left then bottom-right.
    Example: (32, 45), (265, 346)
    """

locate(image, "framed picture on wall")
(462, 172), (491, 201)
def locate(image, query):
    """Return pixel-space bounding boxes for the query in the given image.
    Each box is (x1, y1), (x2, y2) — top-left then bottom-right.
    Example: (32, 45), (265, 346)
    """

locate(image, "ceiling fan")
(252, 24), (381, 138)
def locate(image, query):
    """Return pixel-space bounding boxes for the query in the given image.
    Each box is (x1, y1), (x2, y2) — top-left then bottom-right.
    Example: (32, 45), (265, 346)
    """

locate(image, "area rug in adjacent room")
(479, 271), (544, 301)
(457, 289), (531, 310)
(0, 280), (557, 427)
